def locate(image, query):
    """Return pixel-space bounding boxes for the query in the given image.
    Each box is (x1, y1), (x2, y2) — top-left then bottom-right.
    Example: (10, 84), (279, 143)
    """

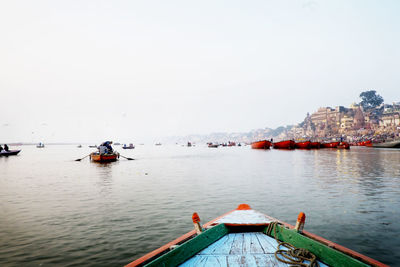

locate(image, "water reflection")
(93, 162), (117, 196)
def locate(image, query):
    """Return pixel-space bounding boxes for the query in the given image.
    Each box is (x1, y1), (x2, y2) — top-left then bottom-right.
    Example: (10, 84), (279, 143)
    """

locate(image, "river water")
(0, 145), (399, 266)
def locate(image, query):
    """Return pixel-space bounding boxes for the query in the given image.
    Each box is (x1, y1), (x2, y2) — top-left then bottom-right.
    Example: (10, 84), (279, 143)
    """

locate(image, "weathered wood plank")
(243, 233), (265, 254)
(198, 233), (234, 255)
(180, 255), (228, 267)
(229, 233), (244, 255)
(256, 232), (280, 254)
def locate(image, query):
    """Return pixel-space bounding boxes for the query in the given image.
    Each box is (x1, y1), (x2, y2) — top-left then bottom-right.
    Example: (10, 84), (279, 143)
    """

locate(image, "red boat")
(90, 152), (119, 162)
(356, 140), (372, 146)
(294, 141), (311, 149)
(309, 142), (321, 149)
(251, 140), (271, 149)
(337, 142), (350, 149)
(321, 142), (339, 148)
(273, 140), (295, 149)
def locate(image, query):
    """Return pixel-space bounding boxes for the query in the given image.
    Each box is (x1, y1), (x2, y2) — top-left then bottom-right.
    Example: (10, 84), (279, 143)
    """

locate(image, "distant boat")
(0, 150), (21, 156)
(155, 143), (162, 146)
(251, 140), (271, 149)
(372, 139), (400, 148)
(122, 143), (135, 149)
(187, 142), (192, 147)
(321, 142), (339, 148)
(309, 142), (321, 149)
(208, 144), (219, 148)
(77, 145), (82, 148)
(273, 140), (295, 149)
(90, 152), (119, 163)
(294, 141), (311, 149)
(88, 145), (97, 148)
(36, 143), (45, 148)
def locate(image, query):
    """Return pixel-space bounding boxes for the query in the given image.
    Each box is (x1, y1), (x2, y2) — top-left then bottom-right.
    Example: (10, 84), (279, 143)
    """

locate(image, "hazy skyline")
(1, 1), (399, 143)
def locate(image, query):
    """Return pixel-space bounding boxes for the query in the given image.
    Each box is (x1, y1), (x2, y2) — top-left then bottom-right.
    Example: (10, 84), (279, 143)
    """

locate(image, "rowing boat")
(273, 140), (295, 149)
(90, 152), (119, 162)
(126, 204), (387, 267)
(295, 141), (311, 149)
(0, 150), (21, 156)
(251, 140), (271, 149)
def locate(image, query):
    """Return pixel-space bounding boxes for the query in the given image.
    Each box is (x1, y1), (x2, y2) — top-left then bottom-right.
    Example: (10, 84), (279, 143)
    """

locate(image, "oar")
(75, 153), (91, 161)
(119, 154), (134, 160)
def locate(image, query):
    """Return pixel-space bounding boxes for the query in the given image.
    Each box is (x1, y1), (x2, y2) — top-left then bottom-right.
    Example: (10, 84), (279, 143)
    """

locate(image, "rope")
(266, 222), (319, 267)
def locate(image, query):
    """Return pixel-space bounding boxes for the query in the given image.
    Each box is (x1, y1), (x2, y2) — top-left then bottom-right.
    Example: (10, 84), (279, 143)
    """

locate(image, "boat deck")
(180, 232), (328, 267)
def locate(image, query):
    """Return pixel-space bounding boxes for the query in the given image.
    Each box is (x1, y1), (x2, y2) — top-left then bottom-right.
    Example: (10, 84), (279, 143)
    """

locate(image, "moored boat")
(372, 139), (400, 148)
(251, 140), (271, 149)
(321, 141), (339, 148)
(126, 204), (387, 267)
(356, 140), (372, 146)
(309, 141), (321, 149)
(90, 152), (119, 162)
(337, 142), (350, 149)
(0, 150), (21, 156)
(273, 140), (295, 149)
(295, 141), (311, 149)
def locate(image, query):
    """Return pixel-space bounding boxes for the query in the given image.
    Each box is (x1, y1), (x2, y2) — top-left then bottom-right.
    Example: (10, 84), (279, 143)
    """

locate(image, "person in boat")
(99, 141), (113, 154)
(4, 144), (9, 151)
(0, 145), (3, 152)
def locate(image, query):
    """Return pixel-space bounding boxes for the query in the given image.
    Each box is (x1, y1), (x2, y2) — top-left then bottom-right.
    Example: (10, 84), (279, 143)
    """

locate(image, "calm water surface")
(1, 145), (399, 266)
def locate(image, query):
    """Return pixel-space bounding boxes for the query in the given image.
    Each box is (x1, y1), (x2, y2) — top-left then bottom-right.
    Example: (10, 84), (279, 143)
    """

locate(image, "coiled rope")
(266, 222), (319, 267)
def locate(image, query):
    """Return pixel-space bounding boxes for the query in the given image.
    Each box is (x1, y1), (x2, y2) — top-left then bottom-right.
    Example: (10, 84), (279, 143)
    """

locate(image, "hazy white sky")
(1, 0), (399, 143)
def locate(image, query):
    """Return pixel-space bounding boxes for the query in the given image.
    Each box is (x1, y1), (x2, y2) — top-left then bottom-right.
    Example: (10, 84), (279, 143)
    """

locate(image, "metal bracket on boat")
(294, 212), (306, 233)
(192, 212), (203, 234)
(169, 245), (179, 250)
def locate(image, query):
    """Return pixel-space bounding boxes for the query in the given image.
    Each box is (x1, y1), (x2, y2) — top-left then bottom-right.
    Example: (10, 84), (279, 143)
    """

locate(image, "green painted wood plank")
(264, 225), (370, 267)
(144, 223), (229, 267)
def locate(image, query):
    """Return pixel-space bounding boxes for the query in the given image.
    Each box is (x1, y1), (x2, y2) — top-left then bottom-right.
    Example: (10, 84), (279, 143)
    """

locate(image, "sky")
(1, 0), (400, 143)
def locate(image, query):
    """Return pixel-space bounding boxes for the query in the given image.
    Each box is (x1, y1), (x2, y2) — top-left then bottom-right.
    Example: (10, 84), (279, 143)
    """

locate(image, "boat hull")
(0, 150), (21, 156)
(295, 141), (311, 149)
(321, 142), (339, 148)
(90, 153), (118, 162)
(122, 147), (135, 149)
(309, 142), (321, 149)
(251, 140), (271, 149)
(273, 140), (295, 149)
